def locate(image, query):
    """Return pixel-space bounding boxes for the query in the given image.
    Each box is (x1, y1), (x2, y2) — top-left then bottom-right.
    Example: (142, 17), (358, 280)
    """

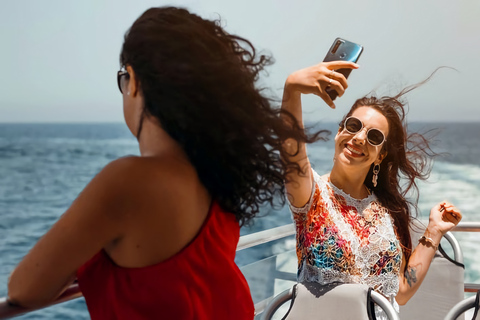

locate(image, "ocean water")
(0, 122), (479, 319)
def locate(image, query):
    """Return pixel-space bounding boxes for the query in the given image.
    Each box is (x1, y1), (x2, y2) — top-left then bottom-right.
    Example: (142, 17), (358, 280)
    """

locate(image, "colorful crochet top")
(289, 169), (402, 298)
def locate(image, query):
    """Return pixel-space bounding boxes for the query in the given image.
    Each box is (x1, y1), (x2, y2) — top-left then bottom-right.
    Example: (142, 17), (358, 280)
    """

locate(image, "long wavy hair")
(120, 7), (325, 226)
(338, 75), (439, 270)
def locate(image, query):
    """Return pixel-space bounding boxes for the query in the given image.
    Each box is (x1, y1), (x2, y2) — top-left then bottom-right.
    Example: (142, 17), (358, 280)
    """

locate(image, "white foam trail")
(417, 161), (480, 221)
(417, 161), (480, 284)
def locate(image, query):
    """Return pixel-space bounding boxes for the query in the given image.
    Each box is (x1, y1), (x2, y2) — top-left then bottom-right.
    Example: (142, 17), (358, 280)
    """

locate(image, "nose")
(353, 128), (367, 145)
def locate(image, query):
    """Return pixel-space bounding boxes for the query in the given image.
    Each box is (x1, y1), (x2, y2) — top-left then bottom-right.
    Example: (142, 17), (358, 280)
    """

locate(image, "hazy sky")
(2, 0), (480, 123)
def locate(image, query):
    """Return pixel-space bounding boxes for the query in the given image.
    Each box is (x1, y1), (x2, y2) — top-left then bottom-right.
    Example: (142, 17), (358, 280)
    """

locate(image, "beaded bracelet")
(419, 235), (438, 251)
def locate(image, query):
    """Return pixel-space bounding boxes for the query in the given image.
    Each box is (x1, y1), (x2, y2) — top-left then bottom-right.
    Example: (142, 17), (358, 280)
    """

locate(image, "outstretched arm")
(7, 158), (140, 308)
(282, 61), (358, 207)
(396, 201), (462, 305)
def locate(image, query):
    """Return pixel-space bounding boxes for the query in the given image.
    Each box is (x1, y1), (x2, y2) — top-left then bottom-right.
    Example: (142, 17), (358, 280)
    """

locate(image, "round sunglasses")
(343, 116), (386, 146)
(117, 68), (129, 94)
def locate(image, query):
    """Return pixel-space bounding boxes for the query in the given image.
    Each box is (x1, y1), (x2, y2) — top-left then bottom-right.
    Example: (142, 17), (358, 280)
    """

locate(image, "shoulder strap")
(438, 243), (465, 269)
(366, 287), (377, 320)
(281, 284), (297, 320)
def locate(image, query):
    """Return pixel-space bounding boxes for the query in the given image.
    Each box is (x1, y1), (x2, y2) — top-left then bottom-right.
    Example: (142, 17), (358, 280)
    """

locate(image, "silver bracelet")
(419, 235), (438, 251)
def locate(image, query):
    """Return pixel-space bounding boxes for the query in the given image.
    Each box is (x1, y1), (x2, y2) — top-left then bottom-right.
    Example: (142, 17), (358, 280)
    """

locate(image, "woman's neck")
(329, 163), (370, 199)
(137, 118), (187, 161)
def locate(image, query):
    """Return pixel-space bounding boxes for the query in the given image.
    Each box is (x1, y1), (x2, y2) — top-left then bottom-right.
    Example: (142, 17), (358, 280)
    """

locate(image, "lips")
(345, 144), (365, 156)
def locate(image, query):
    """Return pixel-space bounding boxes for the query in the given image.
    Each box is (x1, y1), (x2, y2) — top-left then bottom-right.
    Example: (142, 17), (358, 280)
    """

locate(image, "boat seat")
(399, 220), (465, 320)
(444, 290), (480, 320)
(260, 282), (400, 320)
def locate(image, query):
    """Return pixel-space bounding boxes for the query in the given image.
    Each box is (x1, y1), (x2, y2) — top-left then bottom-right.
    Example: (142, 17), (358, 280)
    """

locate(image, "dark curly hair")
(120, 7), (324, 226)
(339, 73), (440, 270)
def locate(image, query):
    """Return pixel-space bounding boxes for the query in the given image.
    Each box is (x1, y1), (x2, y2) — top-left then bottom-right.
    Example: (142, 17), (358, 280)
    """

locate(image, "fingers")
(329, 71), (348, 89)
(443, 210), (462, 225)
(314, 84), (335, 109)
(323, 68), (347, 99)
(317, 72), (343, 107)
(322, 61), (357, 90)
(324, 61), (360, 70)
(289, 61), (355, 107)
(440, 201), (460, 213)
(323, 96), (336, 109)
(326, 78), (346, 97)
(446, 208), (462, 222)
(429, 201), (462, 234)
(439, 201), (462, 224)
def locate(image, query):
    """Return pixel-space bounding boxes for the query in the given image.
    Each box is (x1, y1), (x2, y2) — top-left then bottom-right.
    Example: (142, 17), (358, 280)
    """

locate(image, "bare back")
(104, 156), (212, 268)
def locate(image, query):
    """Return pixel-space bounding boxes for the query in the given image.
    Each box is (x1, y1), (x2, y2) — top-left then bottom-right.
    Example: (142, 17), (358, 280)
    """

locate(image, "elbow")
(7, 291), (53, 309)
(7, 269), (76, 309)
(8, 274), (52, 308)
(395, 296), (408, 306)
(394, 290), (412, 306)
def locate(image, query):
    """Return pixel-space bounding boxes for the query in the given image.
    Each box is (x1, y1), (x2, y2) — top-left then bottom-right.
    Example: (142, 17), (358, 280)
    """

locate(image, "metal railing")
(260, 286), (401, 320)
(444, 293), (480, 320)
(0, 284), (81, 319)
(1, 221), (479, 319)
(238, 221), (480, 251)
(237, 224), (295, 251)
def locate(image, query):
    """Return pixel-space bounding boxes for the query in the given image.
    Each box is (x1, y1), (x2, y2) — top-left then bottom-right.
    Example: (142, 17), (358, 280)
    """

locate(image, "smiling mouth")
(345, 144), (364, 156)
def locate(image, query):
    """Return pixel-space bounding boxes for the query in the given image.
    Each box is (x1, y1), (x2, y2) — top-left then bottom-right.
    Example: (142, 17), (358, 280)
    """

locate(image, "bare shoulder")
(96, 155), (202, 211)
(99, 155), (192, 187)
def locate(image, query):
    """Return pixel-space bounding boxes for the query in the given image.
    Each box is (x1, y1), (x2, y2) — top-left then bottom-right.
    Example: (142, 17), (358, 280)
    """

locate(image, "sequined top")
(289, 169), (402, 298)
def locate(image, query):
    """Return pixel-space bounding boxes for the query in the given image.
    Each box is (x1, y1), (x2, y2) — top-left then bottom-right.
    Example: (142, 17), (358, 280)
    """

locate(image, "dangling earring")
(372, 163), (380, 187)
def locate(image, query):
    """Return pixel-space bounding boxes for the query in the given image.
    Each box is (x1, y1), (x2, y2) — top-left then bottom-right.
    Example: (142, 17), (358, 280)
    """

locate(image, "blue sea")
(0, 122), (479, 319)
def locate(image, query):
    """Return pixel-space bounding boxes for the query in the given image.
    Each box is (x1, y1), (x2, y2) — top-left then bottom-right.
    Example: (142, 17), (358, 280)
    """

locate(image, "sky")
(1, 0), (480, 123)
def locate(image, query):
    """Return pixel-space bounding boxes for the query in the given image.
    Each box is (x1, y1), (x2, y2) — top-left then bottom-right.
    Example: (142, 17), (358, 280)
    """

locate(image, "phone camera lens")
(340, 52), (346, 59)
(331, 40), (343, 54)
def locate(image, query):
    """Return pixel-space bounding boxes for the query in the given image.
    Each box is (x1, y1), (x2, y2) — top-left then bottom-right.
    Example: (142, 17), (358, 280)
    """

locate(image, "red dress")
(77, 202), (254, 319)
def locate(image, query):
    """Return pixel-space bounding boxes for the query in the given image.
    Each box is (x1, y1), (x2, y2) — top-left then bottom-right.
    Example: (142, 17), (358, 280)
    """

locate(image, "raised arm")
(281, 61), (359, 207)
(396, 201), (462, 305)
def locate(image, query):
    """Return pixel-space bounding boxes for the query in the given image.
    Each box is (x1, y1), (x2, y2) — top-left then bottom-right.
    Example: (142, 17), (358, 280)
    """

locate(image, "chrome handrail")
(443, 231), (464, 264)
(452, 222), (480, 232)
(465, 283), (480, 293)
(259, 287), (294, 320)
(237, 224), (295, 251)
(0, 221), (479, 319)
(238, 221), (480, 252)
(444, 294), (479, 320)
(259, 286), (400, 320)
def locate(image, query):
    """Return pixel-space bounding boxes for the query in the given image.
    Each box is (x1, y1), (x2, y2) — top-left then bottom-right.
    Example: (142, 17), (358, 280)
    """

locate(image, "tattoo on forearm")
(405, 267), (417, 287)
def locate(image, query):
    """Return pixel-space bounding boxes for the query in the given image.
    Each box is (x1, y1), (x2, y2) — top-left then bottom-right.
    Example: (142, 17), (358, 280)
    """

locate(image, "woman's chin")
(337, 152), (364, 167)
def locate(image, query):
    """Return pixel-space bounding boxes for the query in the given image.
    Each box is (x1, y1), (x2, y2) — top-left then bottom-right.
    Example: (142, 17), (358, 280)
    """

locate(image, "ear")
(376, 150), (388, 164)
(126, 65), (140, 97)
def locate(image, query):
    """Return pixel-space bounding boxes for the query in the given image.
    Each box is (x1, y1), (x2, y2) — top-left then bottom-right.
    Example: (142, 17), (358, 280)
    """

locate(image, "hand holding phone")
(323, 38), (363, 101)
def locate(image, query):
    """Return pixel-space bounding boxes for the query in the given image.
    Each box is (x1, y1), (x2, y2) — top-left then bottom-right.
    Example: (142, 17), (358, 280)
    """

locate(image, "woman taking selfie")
(282, 62), (462, 317)
(7, 7), (319, 319)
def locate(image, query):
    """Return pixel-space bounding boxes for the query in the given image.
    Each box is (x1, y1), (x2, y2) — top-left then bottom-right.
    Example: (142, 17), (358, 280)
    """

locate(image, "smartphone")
(323, 38), (363, 101)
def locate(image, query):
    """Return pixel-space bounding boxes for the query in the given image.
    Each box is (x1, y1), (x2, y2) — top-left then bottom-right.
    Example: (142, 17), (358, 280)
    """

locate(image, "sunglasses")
(117, 67), (129, 94)
(343, 116), (386, 146)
